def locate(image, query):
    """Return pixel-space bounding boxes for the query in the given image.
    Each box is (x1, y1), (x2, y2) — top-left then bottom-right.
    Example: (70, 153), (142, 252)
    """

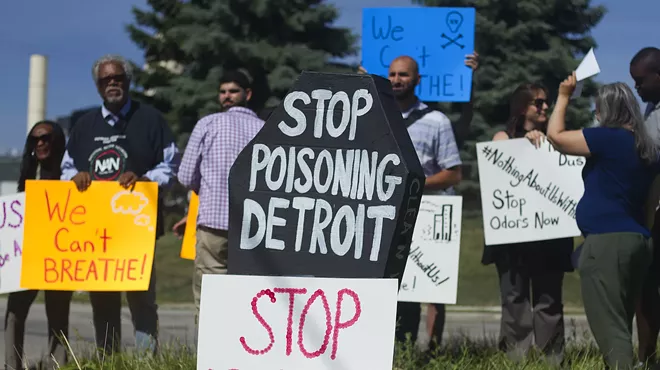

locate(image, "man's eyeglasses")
(98, 74), (127, 85)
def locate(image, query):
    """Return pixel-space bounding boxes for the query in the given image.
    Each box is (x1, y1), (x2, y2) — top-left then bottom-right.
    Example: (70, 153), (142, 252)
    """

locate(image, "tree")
(126, 0), (357, 141)
(125, 0), (357, 227)
(414, 0), (606, 209)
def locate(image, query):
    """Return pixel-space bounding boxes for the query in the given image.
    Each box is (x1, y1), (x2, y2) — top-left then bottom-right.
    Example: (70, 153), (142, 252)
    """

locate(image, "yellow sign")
(21, 180), (159, 291)
(180, 192), (199, 260)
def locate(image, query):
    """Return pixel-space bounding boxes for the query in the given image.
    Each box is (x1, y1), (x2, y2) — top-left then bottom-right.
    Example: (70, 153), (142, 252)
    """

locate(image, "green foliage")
(415, 0), (606, 207)
(126, 0), (358, 139)
(125, 0), (358, 219)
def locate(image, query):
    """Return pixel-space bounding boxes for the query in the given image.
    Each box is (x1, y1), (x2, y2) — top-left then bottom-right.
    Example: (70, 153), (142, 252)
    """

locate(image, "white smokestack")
(26, 54), (48, 134)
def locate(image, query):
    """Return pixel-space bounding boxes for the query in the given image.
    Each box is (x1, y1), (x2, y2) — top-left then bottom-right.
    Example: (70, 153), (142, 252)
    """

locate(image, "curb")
(21, 298), (588, 316)
(445, 305), (585, 315)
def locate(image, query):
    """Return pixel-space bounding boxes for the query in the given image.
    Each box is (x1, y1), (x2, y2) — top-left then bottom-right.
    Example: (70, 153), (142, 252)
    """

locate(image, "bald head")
(388, 55), (420, 100)
(630, 47), (660, 104)
(390, 56), (419, 76)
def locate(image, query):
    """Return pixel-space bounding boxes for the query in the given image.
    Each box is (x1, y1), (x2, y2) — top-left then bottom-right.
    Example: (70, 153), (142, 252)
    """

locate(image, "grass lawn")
(59, 338), (610, 369)
(26, 213), (584, 309)
(146, 213), (585, 308)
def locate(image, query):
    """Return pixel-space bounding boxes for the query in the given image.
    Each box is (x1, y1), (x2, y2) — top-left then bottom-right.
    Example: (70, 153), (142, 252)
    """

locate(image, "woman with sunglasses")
(548, 73), (659, 369)
(4, 120), (73, 369)
(481, 83), (575, 366)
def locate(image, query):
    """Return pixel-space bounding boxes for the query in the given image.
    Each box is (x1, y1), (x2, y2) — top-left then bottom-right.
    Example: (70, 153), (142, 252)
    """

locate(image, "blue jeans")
(89, 262), (159, 355)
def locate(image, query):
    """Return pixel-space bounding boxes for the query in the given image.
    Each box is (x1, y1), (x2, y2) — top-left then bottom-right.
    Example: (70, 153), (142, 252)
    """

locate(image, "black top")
(67, 101), (175, 237)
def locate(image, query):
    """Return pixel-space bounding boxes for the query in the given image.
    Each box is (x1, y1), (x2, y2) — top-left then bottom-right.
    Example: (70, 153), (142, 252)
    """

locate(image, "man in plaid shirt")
(177, 70), (265, 323)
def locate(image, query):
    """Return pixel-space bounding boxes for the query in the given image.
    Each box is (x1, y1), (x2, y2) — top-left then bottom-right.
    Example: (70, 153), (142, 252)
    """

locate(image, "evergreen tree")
(125, 0), (357, 226)
(126, 0), (357, 140)
(414, 0), (606, 209)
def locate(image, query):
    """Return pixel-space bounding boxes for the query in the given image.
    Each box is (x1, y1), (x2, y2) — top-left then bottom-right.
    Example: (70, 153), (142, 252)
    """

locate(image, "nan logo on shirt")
(88, 143), (128, 180)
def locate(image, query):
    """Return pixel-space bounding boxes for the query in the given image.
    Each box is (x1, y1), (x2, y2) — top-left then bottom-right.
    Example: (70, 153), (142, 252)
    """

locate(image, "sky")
(0, 0), (657, 153)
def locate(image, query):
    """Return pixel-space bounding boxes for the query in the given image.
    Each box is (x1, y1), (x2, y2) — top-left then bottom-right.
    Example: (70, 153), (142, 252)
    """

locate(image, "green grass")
(56, 338), (613, 369)
(145, 214), (585, 308)
(23, 214), (584, 309)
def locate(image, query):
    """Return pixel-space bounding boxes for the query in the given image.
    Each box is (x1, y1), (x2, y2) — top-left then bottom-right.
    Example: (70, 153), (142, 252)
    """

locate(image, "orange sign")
(21, 180), (158, 291)
(180, 192), (199, 260)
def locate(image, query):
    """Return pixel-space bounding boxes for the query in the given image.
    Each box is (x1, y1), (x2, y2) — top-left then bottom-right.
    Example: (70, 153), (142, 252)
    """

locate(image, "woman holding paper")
(483, 83), (575, 366)
(4, 120), (73, 370)
(546, 72), (660, 369)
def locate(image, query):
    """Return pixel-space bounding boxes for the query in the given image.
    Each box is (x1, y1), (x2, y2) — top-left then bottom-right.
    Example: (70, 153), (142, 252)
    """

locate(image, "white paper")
(572, 48), (600, 98)
(575, 48), (600, 81)
(475, 139), (585, 245)
(398, 195), (462, 304)
(197, 275), (398, 370)
(0, 192), (27, 294)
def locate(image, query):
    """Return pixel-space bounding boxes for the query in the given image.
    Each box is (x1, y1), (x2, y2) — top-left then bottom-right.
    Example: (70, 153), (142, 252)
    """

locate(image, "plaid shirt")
(402, 101), (462, 195)
(178, 107), (264, 230)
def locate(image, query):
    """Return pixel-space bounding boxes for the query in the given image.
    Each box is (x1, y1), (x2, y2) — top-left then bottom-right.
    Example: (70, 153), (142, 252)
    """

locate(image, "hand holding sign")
(465, 52), (479, 71)
(559, 72), (578, 98)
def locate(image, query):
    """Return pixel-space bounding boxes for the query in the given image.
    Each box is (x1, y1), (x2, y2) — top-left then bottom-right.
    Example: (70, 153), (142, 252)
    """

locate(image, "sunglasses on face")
(98, 74), (127, 85)
(29, 133), (52, 144)
(532, 99), (547, 109)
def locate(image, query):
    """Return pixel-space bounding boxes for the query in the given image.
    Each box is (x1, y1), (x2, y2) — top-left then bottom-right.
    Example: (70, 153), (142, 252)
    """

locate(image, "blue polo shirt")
(576, 127), (660, 237)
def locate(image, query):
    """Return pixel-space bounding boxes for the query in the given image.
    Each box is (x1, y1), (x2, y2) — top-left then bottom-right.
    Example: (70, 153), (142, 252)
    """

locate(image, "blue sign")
(361, 7), (476, 103)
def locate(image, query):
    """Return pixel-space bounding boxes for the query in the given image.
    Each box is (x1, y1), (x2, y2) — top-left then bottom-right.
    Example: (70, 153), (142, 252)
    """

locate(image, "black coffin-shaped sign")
(227, 71), (425, 283)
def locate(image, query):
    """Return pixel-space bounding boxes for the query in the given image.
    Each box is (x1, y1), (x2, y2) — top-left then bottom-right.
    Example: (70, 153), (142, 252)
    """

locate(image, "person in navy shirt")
(545, 72), (660, 369)
(61, 54), (180, 356)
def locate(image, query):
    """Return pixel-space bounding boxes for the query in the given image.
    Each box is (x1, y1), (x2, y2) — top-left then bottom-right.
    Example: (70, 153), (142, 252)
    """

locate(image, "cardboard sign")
(0, 193), (27, 294)
(179, 192), (199, 260)
(361, 7), (476, 102)
(227, 71), (425, 281)
(398, 195), (462, 304)
(476, 139), (584, 245)
(21, 180), (158, 291)
(197, 275), (398, 370)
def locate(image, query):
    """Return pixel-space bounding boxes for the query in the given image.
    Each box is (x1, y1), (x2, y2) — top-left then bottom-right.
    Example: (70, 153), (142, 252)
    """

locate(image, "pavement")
(0, 299), (598, 367)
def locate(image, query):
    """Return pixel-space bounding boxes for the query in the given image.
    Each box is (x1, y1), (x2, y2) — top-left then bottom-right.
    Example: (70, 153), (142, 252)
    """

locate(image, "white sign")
(197, 275), (398, 370)
(0, 192), (26, 294)
(398, 195), (462, 304)
(476, 138), (585, 245)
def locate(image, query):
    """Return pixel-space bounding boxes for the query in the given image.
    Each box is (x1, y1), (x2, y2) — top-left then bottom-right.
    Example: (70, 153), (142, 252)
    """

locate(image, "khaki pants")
(193, 227), (228, 321)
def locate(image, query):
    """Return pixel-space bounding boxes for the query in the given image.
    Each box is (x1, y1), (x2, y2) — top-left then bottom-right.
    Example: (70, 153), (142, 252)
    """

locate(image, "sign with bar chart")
(397, 195), (462, 304)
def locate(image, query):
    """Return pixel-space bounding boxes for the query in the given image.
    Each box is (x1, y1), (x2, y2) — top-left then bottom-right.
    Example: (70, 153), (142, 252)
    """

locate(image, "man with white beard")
(61, 54), (180, 356)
